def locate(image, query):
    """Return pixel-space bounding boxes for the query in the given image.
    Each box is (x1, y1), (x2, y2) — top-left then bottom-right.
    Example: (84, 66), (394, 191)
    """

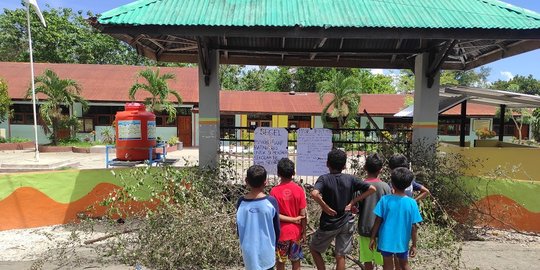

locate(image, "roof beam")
(100, 25), (540, 40)
(215, 46), (423, 55)
(426, 40), (457, 87)
(391, 39), (403, 63)
(281, 37), (286, 61)
(445, 87), (540, 107)
(223, 36), (229, 59)
(309, 38), (328, 60)
(465, 40), (540, 69)
(197, 37), (212, 86)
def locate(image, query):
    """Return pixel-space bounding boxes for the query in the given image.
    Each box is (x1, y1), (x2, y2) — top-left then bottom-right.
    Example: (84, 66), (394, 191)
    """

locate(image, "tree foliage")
(0, 77), (13, 123)
(491, 74), (540, 96)
(129, 68), (182, 123)
(219, 65), (395, 93)
(396, 67), (491, 92)
(317, 69), (363, 128)
(26, 69), (88, 145)
(0, 7), (150, 65)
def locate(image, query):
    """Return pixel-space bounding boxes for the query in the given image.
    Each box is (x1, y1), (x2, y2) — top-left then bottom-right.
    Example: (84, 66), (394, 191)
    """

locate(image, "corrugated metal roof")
(100, 0), (540, 30)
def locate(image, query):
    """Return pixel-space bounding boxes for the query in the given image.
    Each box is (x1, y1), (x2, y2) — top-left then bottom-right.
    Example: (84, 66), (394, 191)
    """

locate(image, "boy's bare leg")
(292, 260), (301, 270)
(393, 256), (401, 270)
(382, 256), (394, 270)
(335, 255), (346, 270)
(364, 262), (374, 270)
(397, 258), (411, 270)
(310, 248), (326, 270)
(276, 261), (285, 270)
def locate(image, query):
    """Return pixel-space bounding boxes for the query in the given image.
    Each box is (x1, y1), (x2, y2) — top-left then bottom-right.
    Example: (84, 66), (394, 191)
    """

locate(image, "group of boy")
(236, 149), (429, 270)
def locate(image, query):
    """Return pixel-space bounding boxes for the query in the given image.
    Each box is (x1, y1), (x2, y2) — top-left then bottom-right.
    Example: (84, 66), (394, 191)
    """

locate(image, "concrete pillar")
(198, 50), (220, 168)
(412, 53), (440, 148)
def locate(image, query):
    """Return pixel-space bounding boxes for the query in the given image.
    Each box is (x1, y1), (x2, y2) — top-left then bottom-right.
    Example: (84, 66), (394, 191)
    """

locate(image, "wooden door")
(298, 120), (311, 128)
(177, 115), (192, 147)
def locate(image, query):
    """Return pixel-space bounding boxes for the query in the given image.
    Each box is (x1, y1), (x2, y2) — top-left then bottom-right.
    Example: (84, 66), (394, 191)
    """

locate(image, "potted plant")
(167, 136), (182, 150)
(475, 127), (496, 140)
(474, 127), (497, 147)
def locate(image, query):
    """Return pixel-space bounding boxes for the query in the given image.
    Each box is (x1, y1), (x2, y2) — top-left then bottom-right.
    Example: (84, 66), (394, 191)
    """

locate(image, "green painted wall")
(10, 124), (50, 144)
(463, 177), (540, 213)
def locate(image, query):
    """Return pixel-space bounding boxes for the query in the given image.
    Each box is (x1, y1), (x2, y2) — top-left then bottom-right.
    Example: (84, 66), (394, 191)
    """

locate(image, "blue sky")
(1, 0), (539, 83)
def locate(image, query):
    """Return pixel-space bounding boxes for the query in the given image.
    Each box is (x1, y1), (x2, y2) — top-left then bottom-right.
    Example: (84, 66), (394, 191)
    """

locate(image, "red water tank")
(115, 103), (156, 161)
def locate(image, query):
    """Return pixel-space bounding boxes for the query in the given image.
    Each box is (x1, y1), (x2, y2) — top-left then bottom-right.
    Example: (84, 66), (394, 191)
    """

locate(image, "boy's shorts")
(309, 221), (355, 256)
(378, 249), (409, 260)
(276, 240), (303, 262)
(358, 236), (383, 265)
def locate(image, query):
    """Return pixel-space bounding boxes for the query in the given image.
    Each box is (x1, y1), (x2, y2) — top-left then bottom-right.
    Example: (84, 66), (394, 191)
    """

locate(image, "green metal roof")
(99, 0), (540, 30)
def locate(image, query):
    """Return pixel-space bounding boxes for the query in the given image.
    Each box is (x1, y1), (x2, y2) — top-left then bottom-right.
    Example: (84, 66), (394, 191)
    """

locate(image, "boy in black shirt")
(309, 149), (377, 270)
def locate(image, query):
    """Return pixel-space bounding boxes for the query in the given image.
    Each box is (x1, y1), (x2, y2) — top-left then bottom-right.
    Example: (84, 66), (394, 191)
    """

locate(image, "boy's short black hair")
(277, 158), (295, 179)
(365, 153), (383, 174)
(388, 154), (409, 170)
(246, 165), (267, 188)
(327, 149), (347, 171)
(391, 167), (414, 191)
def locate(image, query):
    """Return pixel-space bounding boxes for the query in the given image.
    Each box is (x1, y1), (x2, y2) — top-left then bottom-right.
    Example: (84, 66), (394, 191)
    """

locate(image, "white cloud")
(500, 71), (514, 81)
(371, 69), (384, 75)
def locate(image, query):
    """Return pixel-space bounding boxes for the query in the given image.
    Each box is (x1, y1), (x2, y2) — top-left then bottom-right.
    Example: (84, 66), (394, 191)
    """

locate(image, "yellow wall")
(440, 145), (540, 181)
(272, 115), (288, 128)
(240, 114), (248, 127)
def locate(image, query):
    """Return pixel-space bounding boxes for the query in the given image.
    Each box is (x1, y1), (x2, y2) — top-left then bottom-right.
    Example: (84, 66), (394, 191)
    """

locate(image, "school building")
(0, 62), (528, 145)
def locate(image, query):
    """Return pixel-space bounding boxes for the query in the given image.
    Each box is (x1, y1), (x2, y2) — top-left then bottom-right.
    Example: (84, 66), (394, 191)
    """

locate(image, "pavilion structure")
(91, 0), (540, 167)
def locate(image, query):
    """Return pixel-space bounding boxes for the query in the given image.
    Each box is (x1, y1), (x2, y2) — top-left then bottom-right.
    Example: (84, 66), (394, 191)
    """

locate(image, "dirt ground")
(0, 225), (538, 270)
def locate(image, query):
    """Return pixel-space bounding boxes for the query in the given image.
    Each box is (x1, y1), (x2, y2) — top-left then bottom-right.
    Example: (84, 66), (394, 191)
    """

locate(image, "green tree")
(317, 69), (362, 128)
(0, 78), (13, 123)
(262, 67), (293, 92)
(352, 69), (395, 93)
(531, 109), (540, 142)
(26, 69), (88, 145)
(129, 68), (182, 123)
(492, 75), (540, 95)
(293, 67), (334, 92)
(495, 107), (532, 144)
(0, 7), (149, 65)
(220, 65), (244, 90)
(397, 67), (491, 91)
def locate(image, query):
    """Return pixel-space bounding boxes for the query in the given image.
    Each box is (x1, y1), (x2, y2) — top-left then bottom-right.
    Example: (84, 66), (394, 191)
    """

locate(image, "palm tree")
(317, 69), (362, 128)
(26, 69), (88, 145)
(129, 68), (182, 122)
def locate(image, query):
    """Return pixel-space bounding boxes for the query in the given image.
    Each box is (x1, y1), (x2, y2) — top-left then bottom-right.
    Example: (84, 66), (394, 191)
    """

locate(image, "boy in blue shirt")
(369, 167), (423, 270)
(236, 165), (281, 270)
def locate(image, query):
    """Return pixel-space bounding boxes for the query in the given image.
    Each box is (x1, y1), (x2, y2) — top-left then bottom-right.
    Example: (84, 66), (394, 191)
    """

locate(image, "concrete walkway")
(0, 148), (200, 172)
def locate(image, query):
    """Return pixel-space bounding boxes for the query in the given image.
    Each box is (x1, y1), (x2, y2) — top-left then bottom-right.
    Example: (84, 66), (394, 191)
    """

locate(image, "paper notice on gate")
(253, 127), (288, 175)
(297, 128), (332, 176)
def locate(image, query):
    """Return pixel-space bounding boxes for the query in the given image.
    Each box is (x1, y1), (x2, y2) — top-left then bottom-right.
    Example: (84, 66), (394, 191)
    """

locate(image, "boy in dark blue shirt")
(309, 149), (376, 270)
(236, 165), (280, 270)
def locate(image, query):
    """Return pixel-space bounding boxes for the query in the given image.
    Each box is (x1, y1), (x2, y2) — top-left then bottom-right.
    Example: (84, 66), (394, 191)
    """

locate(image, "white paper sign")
(297, 128), (333, 176)
(254, 127), (288, 175)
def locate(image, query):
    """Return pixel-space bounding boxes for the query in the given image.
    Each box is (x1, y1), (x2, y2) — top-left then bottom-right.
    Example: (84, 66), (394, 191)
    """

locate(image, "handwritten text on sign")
(254, 127), (288, 175)
(297, 128), (333, 176)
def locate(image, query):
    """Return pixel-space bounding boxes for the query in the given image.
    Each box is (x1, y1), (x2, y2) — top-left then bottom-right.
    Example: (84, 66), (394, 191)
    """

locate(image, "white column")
(412, 53), (440, 148)
(198, 50), (220, 168)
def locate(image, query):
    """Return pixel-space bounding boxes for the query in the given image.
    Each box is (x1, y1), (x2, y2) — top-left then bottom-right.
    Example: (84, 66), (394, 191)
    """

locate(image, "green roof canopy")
(93, 0), (540, 69)
(100, 0), (540, 29)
